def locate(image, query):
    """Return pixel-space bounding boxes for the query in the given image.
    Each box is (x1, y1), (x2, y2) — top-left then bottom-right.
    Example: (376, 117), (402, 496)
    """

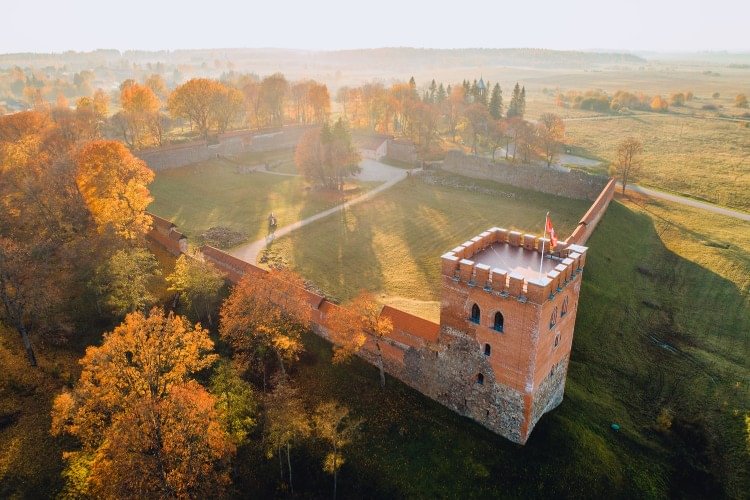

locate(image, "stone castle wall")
(442, 150), (608, 200)
(386, 139), (418, 164)
(135, 125), (313, 171)
(144, 168), (616, 444)
(565, 177), (617, 245)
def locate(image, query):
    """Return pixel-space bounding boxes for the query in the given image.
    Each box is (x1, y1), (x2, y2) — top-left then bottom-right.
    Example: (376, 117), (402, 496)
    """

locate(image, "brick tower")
(435, 227), (588, 444)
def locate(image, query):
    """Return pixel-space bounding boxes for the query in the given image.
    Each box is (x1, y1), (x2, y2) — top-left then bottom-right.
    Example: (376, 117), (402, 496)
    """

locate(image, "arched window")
(470, 304), (481, 324)
(561, 297), (569, 317)
(484, 343), (491, 356)
(493, 312), (504, 332)
(549, 307), (558, 329)
(476, 373), (484, 385)
(554, 333), (561, 348)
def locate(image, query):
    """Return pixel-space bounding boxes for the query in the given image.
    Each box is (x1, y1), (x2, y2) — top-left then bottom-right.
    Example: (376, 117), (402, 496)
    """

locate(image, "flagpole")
(539, 211), (548, 275)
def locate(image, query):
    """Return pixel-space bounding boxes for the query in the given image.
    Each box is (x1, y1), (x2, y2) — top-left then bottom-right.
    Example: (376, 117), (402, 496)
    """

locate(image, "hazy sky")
(2, 0), (748, 53)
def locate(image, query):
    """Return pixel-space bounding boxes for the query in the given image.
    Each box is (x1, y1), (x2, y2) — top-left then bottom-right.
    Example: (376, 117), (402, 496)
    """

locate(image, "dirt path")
(229, 160), (413, 263)
(622, 183), (750, 222)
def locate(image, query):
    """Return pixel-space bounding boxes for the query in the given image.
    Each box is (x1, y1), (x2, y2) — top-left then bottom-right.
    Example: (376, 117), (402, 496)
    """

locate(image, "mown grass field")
(266, 172), (591, 320)
(562, 113), (750, 211)
(148, 151), (375, 246)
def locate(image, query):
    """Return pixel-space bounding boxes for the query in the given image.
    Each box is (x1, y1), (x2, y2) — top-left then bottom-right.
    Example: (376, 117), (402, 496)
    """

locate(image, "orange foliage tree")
(51, 309), (233, 498)
(536, 112), (565, 167)
(650, 95), (669, 112)
(168, 78), (228, 139)
(75, 140), (154, 240)
(327, 292), (392, 388)
(220, 269), (311, 383)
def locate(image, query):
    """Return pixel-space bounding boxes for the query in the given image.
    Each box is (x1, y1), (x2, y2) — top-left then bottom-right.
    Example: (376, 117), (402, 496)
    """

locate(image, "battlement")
(441, 227), (587, 305)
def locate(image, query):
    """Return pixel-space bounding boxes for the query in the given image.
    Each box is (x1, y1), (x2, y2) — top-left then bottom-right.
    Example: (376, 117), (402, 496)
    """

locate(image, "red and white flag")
(545, 213), (557, 249)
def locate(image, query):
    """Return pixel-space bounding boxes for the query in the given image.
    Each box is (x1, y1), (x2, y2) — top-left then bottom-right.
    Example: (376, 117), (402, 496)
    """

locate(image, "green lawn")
(563, 113), (750, 211)
(267, 172), (590, 320)
(148, 155), (375, 246)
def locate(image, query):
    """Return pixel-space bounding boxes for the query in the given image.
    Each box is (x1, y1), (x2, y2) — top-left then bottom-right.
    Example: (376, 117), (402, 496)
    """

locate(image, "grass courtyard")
(147, 150), (376, 246)
(266, 172), (591, 320)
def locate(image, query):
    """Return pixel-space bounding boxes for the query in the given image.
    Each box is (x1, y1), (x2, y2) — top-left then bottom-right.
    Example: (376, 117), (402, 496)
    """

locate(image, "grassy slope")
(267, 172), (590, 320)
(147, 152), (374, 246)
(260, 194), (748, 499)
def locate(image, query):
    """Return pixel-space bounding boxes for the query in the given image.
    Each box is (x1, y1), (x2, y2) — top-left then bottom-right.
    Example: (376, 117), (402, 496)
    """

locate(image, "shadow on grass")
(234, 199), (747, 498)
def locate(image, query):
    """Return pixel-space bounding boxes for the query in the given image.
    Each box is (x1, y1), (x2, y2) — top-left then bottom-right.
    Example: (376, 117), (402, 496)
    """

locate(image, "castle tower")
(436, 227), (588, 444)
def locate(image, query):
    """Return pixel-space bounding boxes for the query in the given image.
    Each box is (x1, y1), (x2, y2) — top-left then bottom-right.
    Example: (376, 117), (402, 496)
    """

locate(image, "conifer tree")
(429, 79), (437, 103)
(507, 82), (522, 118)
(436, 83), (447, 103)
(489, 83), (503, 119)
(519, 86), (526, 118)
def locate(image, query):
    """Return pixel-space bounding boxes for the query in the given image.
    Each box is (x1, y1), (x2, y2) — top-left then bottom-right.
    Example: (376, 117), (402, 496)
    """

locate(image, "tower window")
(554, 333), (561, 348)
(493, 312), (504, 332)
(470, 304), (481, 324)
(476, 373), (484, 385)
(484, 343), (491, 356)
(549, 306), (558, 329)
(561, 297), (569, 317)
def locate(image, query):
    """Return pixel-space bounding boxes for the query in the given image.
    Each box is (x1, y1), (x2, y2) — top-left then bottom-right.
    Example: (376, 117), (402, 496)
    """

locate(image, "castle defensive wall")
(146, 156), (617, 443)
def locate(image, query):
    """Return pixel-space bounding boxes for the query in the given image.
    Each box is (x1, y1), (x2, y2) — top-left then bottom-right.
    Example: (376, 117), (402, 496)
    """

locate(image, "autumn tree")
(210, 361), (258, 446)
(51, 309), (234, 498)
(536, 113), (565, 167)
(90, 247), (161, 317)
(313, 402), (363, 500)
(650, 95), (669, 112)
(1, 111), (98, 365)
(212, 85), (245, 134)
(735, 94), (748, 108)
(613, 136), (644, 193)
(144, 73), (168, 100)
(460, 104), (491, 154)
(220, 269), (311, 383)
(264, 375), (311, 493)
(118, 83), (160, 148)
(669, 92), (685, 107)
(75, 140), (154, 240)
(167, 254), (225, 326)
(260, 73), (289, 126)
(516, 120), (538, 163)
(167, 78), (230, 139)
(444, 85), (466, 142)
(327, 292), (393, 388)
(295, 119), (361, 190)
(487, 119), (509, 161)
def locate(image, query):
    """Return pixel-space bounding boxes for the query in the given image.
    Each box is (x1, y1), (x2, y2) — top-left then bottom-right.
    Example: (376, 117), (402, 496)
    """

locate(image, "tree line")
(0, 106), (391, 496)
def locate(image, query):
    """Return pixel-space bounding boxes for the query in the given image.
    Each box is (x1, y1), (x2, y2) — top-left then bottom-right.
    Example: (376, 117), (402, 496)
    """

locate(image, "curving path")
(229, 159), (415, 263)
(621, 183), (750, 222)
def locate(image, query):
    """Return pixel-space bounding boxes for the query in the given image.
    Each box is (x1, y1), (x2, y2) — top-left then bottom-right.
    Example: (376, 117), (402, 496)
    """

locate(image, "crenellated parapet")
(440, 227), (588, 306)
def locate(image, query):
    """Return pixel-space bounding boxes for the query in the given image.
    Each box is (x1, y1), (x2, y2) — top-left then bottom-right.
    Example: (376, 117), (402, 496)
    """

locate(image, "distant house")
(355, 133), (391, 160)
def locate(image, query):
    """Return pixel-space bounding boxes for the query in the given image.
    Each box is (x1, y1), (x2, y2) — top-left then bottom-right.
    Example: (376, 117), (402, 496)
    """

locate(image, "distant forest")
(0, 47), (646, 71)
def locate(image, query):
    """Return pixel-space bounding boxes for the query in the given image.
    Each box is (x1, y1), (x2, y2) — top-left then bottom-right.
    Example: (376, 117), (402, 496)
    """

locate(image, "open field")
(148, 152), (376, 247)
(266, 172), (591, 320)
(561, 113), (750, 211)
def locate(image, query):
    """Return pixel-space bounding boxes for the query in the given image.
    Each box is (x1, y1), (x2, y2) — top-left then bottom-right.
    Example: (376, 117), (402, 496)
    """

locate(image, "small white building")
(355, 134), (390, 160)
